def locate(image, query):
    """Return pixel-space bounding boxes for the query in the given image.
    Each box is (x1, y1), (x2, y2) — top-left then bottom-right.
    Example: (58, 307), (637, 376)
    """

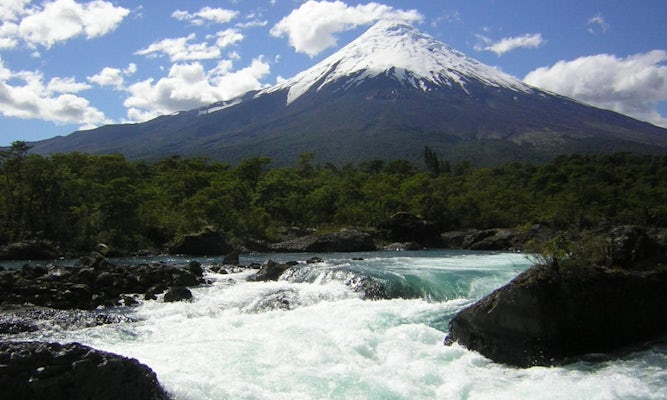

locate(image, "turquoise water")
(3, 250), (666, 399)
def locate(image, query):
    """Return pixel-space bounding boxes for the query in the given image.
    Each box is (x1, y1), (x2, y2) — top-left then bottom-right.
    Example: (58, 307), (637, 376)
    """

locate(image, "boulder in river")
(377, 212), (442, 247)
(249, 260), (293, 282)
(0, 341), (171, 400)
(163, 286), (193, 302)
(445, 263), (667, 367)
(168, 228), (233, 256)
(0, 240), (61, 261)
(270, 229), (376, 252)
(0, 257), (203, 310)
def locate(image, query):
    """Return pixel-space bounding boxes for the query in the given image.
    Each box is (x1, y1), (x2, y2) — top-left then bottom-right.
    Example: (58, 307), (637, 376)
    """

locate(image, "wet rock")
(222, 251), (240, 265)
(442, 225), (558, 251)
(250, 260), (292, 282)
(187, 260), (203, 276)
(0, 258), (203, 310)
(445, 264), (667, 367)
(0, 341), (171, 400)
(0, 240), (61, 261)
(440, 229), (477, 249)
(163, 286), (192, 302)
(377, 212), (442, 247)
(168, 227), (233, 256)
(464, 229), (518, 251)
(244, 289), (298, 312)
(0, 306), (132, 335)
(605, 225), (664, 269)
(382, 242), (423, 251)
(270, 229), (376, 252)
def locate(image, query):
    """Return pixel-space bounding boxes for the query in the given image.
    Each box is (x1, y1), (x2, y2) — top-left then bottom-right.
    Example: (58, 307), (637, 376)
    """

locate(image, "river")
(2, 250), (665, 399)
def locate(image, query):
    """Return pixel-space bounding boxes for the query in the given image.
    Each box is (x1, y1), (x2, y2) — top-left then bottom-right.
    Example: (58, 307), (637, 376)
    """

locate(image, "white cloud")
(0, 21), (20, 49)
(135, 34), (221, 62)
(0, 0), (30, 20)
(46, 76), (91, 93)
(524, 50), (667, 128)
(481, 33), (544, 56)
(87, 63), (137, 89)
(17, 0), (129, 49)
(123, 57), (271, 122)
(172, 7), (238, 26)
(270, 0), (423, 57)
(236, 19), (268, 29)
(214, 28), (244, 48)
(0, 57), (109, 126)
(587, 13), (609, 34)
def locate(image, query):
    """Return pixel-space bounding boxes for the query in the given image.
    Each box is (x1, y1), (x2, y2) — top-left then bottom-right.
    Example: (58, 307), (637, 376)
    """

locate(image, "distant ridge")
(30, 21), (667, 165)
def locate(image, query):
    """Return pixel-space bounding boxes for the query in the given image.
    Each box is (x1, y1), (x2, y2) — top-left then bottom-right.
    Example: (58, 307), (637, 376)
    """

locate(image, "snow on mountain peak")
(264, 20), (532, 104)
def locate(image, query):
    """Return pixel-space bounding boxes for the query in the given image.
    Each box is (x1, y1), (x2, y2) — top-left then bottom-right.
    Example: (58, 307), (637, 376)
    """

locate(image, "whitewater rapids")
(2, 251), (665, 399)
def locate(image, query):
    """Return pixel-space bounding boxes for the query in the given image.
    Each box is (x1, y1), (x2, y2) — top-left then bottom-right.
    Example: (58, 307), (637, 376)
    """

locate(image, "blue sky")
(1, 0), (666, 146)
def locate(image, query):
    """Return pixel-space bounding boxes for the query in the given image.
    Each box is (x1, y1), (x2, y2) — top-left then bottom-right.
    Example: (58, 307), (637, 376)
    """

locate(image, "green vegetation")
(1, 141), (666, 253)
(526, 230), (613, 270)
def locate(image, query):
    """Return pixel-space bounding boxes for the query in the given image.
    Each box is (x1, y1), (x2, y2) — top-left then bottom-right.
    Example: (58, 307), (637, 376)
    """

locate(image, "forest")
(1, 141), (666, 254)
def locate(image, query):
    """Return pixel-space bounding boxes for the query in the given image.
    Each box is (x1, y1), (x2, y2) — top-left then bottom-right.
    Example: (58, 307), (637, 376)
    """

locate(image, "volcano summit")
(30, 21), (667, 165)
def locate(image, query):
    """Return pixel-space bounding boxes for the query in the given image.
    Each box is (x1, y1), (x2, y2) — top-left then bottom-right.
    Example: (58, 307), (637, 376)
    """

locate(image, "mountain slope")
(30, 21), (667, 166)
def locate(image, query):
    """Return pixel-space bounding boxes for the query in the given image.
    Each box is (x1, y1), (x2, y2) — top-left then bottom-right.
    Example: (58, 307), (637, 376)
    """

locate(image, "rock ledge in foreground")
(445, 264), (667, 367)
(0, 341), (171, 400)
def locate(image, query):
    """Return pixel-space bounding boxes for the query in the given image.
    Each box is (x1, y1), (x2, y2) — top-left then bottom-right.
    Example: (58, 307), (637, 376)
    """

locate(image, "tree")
(0, 141), (32, 240)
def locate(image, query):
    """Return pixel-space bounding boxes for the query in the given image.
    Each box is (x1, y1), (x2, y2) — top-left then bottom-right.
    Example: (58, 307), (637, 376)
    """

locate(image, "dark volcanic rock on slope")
(0, 341), (170, 400)
(445, 263), (667, 367)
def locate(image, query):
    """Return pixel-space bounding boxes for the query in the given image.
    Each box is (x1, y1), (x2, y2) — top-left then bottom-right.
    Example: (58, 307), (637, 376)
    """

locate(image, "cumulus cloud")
(0, 21), (20, 49)
(270, 0), (422, 57)
(172, 7), (238, 26)
(135, 34), (221, 62)
(17, 0), (129, 48)
(479, 33), (544, 56)
(123, 57), (271, 122)
(87, 63), (137, 90)
(214, 28), (244, 48)
(46, 76), (91, 94)
(0, 57), (109, 126)
(524, 50), (667, 127)
(0, 0), (30, 20)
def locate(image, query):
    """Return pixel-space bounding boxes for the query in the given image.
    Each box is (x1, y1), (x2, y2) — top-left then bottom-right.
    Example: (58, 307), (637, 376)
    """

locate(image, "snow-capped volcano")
(29, 21), (667, 165)
(265, 20), (532, 104)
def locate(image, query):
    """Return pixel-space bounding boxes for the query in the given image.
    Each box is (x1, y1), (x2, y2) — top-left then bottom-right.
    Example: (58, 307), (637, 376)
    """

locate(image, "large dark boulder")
(163, 286), (193, 302)
(377, 212), (442, 247)
(0, 240), (61, 261)
(270, 229), (376, 252)
(168, 228), (233, 256)
(445, 264), (667, 367)
(461, 229), (518, 250)
(250, 260), (293, 282)
(0, 341), (171, 400)
(604, 225), (663, 269)
(441, 225), (558, 251)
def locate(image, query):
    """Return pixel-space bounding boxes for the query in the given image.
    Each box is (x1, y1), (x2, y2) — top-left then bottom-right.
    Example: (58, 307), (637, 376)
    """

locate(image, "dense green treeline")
(1, 141), (666, 252)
